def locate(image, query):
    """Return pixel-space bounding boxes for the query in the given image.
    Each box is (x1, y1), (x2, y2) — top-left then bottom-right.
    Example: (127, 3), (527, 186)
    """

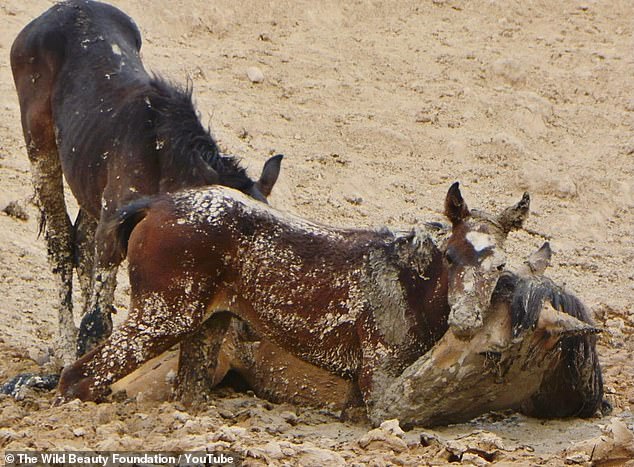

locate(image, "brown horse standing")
(10, 0), (282, 365)
(57, 183), (530, 422)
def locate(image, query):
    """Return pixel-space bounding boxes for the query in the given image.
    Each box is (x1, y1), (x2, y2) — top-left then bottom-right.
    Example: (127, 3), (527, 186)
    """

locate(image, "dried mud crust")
(0, 0), (632, 464)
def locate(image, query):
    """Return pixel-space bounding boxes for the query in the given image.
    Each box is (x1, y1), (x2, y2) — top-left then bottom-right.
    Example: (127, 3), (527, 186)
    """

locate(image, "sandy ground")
(0, 0), (633, 465)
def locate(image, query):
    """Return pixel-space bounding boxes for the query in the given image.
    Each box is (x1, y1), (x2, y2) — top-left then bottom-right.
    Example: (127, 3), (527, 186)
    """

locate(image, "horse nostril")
(497, 263), (506, 271)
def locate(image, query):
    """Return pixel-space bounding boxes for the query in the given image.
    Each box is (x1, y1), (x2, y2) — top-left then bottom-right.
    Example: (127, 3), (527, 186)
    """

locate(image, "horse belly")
(56, 136), (108, 217)
(223, 331), (359, 410)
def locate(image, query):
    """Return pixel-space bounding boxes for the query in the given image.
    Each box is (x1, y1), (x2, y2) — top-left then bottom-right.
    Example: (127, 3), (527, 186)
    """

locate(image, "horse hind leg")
(58, 288), (209, 403)
(74, 209), (120, 358)
(27, 135), (76, 366)
(74, 207), (120, 359)
(76, 260), (118, 358)
(77, 186), (145, 357)
(12, 54), (76, 365)
(74, 210), (120, 358)
(77, 195), (153, 356)
(74, 208), (98, 307)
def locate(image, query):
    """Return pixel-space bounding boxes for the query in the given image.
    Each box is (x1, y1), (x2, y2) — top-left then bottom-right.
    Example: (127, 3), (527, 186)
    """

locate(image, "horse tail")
(102, 197), (154, 265)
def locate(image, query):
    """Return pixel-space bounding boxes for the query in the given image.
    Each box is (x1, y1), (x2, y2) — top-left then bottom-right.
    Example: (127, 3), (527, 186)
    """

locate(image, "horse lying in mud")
(182, 244), (604, 425)
(113, 243), (605, 428)
(10, 0), (283, 367)
(57, 183), (532, 422)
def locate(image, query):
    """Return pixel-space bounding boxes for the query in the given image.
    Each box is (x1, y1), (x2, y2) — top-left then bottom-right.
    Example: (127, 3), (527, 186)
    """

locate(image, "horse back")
(123, 188), (386, 374)
(12, 1), (141, 75)
(11, 1), (150, 216)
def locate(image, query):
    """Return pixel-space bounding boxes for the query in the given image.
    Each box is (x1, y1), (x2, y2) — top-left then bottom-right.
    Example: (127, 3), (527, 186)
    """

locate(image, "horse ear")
(522, 241), (552, 275)
(498, 192), (530, 233)
(444, 182), (470, 225)
(255, 154), (283, 197)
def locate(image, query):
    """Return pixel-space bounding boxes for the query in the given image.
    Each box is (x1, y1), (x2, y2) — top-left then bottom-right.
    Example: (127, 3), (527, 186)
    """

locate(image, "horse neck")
(157, 144), (215, 192)
(154, 113), (217, 188)
(147, 78), (235, 192)
(496, 273), (592, 338)
(399, 243), (449, 346)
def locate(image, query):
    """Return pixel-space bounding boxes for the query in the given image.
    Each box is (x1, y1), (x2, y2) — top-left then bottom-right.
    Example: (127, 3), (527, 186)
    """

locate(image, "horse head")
(443, 182), (530, 337)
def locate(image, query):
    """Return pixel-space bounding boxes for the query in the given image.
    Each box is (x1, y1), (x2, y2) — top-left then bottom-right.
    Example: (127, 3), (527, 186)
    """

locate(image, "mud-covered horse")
(10, 0), (282, 365)
(188, 242), (604, 425)
(108, 242), (605, 427)
(57, 183), (530, 422)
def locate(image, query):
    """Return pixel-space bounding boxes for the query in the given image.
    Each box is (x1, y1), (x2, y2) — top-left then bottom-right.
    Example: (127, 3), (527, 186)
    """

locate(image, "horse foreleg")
(58, 292), (205, 403)
(357, 352), (402, 425)
(355, 317), (406, 424)
(173, 312), (232, 405)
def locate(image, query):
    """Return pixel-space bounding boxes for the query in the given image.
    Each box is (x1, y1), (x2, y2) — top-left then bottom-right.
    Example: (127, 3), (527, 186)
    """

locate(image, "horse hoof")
(0, 373), (60, 400)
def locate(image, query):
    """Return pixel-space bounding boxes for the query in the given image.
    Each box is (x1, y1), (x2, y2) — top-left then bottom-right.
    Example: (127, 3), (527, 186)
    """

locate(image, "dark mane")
(148, 76), (253, 191)
(492, 271), (592, 337)
(493, 271), (603, 417)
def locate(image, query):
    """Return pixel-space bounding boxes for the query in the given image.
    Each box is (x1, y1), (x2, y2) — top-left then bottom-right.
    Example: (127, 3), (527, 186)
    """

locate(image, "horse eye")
(497, 263), (506, 271)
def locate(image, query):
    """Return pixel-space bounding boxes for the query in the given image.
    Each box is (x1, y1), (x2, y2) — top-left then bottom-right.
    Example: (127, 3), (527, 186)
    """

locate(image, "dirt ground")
(0, 0), (633, 465)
